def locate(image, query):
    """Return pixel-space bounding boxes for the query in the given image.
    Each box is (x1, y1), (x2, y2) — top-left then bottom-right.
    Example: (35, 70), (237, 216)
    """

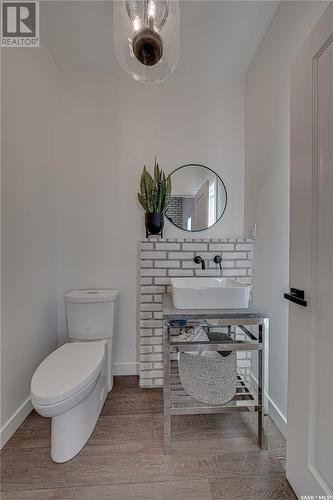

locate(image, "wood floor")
(1, 376), (296, 500)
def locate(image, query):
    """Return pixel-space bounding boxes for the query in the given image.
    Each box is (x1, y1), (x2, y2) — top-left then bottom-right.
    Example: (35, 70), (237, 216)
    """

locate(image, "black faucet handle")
(213, 255), (223, 270)
(194, 255), (206, 270)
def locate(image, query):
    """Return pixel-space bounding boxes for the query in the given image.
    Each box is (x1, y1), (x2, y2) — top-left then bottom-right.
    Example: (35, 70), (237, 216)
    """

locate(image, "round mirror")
(166, 164), (227, 231)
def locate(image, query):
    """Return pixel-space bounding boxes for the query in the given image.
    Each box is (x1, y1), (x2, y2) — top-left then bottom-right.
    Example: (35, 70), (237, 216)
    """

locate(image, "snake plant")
(137, 159), (172, 213)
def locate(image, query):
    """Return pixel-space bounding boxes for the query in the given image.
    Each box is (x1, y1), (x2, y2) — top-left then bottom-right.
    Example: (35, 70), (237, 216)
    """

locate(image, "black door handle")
(284, 288), (307, 307)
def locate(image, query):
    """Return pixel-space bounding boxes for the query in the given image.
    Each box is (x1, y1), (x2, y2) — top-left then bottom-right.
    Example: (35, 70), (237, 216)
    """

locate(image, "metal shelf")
(163, 317), (269, 454)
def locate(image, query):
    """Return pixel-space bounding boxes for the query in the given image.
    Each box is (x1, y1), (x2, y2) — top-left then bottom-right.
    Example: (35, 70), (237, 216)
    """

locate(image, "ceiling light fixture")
(113, 0), (180, 84)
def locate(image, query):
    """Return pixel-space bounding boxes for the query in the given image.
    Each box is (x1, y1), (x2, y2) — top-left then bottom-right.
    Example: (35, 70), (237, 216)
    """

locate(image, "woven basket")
(178, 350), (237, 405)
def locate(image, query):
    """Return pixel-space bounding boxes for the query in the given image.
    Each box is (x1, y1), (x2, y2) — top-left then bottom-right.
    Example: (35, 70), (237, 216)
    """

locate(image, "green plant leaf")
(156, 181), (162, 212)
(154, 158), (159, 184)
(140, 166), (147, 197)
(137, 193), (148, 211)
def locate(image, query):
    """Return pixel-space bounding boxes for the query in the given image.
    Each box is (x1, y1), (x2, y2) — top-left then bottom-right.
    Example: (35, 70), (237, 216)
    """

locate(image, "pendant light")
(113, 0), (180, 84)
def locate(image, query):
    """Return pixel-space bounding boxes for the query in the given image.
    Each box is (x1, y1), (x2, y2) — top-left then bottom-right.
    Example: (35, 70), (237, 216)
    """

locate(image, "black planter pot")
(145, 212), (164, 238)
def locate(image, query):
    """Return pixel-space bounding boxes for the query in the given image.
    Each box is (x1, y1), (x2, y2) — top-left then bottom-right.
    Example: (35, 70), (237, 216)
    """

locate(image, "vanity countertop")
(162, 293), (269, 321)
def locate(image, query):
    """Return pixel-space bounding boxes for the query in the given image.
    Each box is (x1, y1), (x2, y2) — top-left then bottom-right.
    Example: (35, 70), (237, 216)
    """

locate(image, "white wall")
(55, 67), (245, 373)
(244, 1), (329, 436)
(1, 46), (59, 446)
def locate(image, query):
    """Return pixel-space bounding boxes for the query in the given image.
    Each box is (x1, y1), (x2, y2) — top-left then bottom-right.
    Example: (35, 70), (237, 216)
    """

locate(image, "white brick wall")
(139, 238), (253, 387)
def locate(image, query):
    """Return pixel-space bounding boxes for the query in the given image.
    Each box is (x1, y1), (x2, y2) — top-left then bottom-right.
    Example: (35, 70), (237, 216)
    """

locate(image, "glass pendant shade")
(113, 0), (180, 84)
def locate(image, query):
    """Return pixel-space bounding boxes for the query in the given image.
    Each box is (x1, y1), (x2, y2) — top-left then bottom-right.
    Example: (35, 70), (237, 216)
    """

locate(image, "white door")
(287, 4), (333, 497)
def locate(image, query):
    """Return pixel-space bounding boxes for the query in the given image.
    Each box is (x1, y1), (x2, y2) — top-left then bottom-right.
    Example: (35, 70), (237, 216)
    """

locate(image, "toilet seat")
(31, 342), (105, 406)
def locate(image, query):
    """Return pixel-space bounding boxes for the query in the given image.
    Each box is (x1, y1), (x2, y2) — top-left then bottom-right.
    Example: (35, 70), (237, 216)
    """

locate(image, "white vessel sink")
(171, 277), (250, 310)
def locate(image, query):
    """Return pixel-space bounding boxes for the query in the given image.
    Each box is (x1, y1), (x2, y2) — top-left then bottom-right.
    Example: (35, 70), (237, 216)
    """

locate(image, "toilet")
(30, 289), (119, 463)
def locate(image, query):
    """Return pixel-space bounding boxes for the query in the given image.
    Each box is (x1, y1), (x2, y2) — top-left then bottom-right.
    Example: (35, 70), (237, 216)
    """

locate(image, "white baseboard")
(0, 397), (33, 449)
(249, 373), (287, 438)
(268, 396), (287, 438)
(113, 362), (138, 376)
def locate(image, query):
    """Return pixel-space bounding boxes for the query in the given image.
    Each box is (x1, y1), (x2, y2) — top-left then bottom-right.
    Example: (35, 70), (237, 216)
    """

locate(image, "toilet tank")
(64, 290), (119, 341)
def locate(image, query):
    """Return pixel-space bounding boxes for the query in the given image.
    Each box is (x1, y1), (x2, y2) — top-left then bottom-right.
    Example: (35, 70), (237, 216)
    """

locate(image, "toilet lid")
(31, 342), (105, 406)
(64, 289), (119, 303)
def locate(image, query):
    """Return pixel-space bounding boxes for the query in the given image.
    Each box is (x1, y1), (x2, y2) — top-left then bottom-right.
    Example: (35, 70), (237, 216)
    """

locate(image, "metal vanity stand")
(162, 294), (269, 454)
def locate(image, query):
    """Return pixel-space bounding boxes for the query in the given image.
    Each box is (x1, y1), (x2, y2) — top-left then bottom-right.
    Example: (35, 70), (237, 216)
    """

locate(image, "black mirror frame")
(165, 163), (228, 232)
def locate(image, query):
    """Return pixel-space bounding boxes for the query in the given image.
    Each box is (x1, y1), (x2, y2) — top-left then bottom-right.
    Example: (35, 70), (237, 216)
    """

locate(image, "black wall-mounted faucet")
(194, 255), (206, 270)
(213, 255), (223, 270)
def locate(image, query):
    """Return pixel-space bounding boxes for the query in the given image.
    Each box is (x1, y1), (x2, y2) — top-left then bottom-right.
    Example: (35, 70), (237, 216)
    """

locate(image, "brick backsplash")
(139, 238), (253, 387)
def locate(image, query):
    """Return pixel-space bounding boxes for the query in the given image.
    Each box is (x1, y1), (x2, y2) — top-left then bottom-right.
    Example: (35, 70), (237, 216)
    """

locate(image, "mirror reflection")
(166, 164), (227, 231)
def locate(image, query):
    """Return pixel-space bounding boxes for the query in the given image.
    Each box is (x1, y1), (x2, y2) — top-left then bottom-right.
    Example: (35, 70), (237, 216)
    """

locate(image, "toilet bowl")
(30, 289), (119, 463)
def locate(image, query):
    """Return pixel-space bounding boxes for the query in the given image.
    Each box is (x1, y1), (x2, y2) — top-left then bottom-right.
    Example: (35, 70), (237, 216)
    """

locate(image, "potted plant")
(137, 159), (172, 238)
